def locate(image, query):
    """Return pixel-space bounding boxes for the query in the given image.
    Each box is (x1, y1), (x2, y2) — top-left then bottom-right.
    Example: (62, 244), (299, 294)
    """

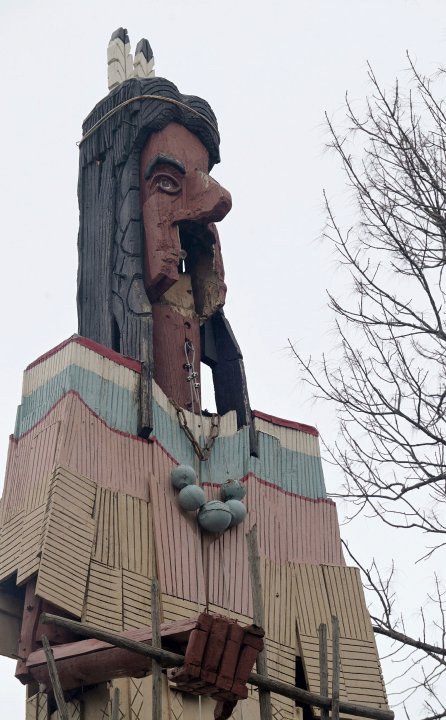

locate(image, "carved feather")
(107, 27), (133, 91)
(133, 38), (155, 79)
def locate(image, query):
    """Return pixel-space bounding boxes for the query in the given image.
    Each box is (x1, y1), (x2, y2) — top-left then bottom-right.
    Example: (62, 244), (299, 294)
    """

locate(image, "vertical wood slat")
(151, 577), (162, 720)
(319, 623), (329, 720)
(111, 687), (120, 720)
(246, 525), (273, 720)
(332, 616), (340, 720)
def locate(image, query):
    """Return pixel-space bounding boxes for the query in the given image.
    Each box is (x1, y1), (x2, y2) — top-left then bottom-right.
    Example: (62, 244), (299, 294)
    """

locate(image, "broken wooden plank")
(41, 636), (69, 720)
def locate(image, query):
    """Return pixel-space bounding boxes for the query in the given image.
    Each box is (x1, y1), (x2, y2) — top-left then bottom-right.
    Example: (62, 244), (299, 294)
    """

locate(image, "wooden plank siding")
(293, 564), (389, 716)
(16, 504), (46, 585)
(0, 510), (24, 582)
(83, 562), (123, 632)
(0, 337), (389, 720)
(36, 467), (96, 617)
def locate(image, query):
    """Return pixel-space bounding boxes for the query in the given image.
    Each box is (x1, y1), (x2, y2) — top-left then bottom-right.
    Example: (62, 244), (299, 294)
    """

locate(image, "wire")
(78, 94), (220, 146)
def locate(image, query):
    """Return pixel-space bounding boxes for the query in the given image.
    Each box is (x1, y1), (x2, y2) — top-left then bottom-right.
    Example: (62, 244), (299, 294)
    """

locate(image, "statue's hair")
(80, 77), (220, 168)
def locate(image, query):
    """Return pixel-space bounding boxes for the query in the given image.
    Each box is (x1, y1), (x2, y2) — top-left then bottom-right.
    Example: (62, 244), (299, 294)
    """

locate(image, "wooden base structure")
(0, 336), (390, 719)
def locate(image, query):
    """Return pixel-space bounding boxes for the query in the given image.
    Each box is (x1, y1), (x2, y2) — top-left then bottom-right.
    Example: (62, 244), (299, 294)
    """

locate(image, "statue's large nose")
(173, 172), (232, 224)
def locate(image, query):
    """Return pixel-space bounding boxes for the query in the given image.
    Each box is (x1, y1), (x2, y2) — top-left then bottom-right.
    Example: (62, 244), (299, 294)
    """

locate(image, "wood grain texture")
(293, 564), (389, 716)
(36, 467), (96, 617)
(83, 562), (123, 632)
(0, 510), (24, 582)
(123, 569), (152, 629)
(26, 691), (48, 720)
(16, 504), (46, 584)
(0, 588), (22, 659)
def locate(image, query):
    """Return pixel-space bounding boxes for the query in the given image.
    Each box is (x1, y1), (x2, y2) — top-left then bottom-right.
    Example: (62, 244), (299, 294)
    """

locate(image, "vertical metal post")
(152, 576), (162, 720)
(318, 623), (329, 720)
(332, 616), (340, 720)
(246, 524), (273, 720)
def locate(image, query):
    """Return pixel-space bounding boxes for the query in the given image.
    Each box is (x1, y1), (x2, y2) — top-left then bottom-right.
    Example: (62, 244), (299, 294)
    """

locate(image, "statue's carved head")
(140, 122), (231, 319)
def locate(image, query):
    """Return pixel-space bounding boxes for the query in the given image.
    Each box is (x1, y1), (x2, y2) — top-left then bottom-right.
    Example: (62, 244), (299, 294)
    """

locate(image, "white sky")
(1, 1), (445, 716)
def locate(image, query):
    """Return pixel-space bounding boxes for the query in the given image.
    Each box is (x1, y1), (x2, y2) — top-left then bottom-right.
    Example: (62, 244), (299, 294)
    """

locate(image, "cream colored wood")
(16, 504), (46, 584)
(22, 340), (139, 398)
(36, 467), (96, 616)
(26, 691), (48, 720)
(262, 558), (295, 647)
(123, 569), (152, 629)
(50, 700), (81, 720)
(293, 564), (332, 637)
(0, 510), (24, 582)
(323, 566), (374, 642)
(253, 416), (321, 457)
(83, 561), (123, 632)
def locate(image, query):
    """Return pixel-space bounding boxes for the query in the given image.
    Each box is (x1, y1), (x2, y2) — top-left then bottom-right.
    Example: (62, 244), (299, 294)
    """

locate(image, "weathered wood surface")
(37, 613), (394, 720)
(151, 577), (162, 720)
(0, 587), (22, 659)
(42, 635), (69, 720)
(26, 614), (196, 690)
(294, 564), (389, 713)
(152, 304), (201, 412)
(332, 616), (340, 720)
(319, 623), (329, 720)
(246, 525), (272, 720)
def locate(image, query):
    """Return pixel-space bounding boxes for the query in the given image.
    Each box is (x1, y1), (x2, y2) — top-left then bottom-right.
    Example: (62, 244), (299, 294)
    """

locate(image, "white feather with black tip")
(133, 38), (155, 79)
(107, 27), (133, 91)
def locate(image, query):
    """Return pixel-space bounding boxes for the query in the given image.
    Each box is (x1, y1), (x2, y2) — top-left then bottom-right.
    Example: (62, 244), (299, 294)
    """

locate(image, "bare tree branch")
(295, 56), (446, 716)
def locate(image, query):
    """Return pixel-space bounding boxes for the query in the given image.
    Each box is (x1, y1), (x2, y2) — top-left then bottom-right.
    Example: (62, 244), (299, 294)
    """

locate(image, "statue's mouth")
(177, 220), (217, 259)
(175, 220), (223, 320)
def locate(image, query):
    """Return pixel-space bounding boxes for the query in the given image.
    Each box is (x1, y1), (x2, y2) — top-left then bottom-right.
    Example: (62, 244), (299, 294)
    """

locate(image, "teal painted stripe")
(14, 365), (139, 438)
(152, 400), (326, 499)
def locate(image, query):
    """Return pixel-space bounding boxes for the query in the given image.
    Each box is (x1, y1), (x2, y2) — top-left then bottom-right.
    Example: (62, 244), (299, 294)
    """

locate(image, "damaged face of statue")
(140, 123), (231, 320)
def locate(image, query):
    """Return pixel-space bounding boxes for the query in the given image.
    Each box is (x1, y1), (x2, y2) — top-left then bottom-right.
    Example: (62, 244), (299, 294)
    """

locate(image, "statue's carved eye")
(155, 174), (181, 194)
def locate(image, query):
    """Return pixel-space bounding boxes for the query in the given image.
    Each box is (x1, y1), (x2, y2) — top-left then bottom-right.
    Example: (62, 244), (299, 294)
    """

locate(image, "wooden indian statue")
(0, 28), (390, 720)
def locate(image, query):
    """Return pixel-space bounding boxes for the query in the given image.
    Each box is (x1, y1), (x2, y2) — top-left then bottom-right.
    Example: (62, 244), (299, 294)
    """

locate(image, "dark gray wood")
(41, 635), (69, 720)
(332, 616), (340, 720)
(246, 525), (273, 720)
(40, 613), (395, 720)
(111, 686), (120, 720)
(319, 623), (329, 720)
(135, 38), (153, 61)
(151, 577), (162, 720)
(203, 311), (257, 454)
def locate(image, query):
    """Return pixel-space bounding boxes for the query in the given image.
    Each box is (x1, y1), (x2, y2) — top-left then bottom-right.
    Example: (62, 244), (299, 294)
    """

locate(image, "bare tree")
(292, 56), (446, 719)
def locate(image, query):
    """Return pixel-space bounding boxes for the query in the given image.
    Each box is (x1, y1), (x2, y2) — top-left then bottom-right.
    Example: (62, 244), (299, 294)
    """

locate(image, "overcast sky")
(1, 1), (445, 716)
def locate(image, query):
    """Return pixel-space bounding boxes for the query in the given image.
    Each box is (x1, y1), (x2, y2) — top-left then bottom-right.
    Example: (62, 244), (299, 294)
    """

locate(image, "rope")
(78, 94), (220, 146)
